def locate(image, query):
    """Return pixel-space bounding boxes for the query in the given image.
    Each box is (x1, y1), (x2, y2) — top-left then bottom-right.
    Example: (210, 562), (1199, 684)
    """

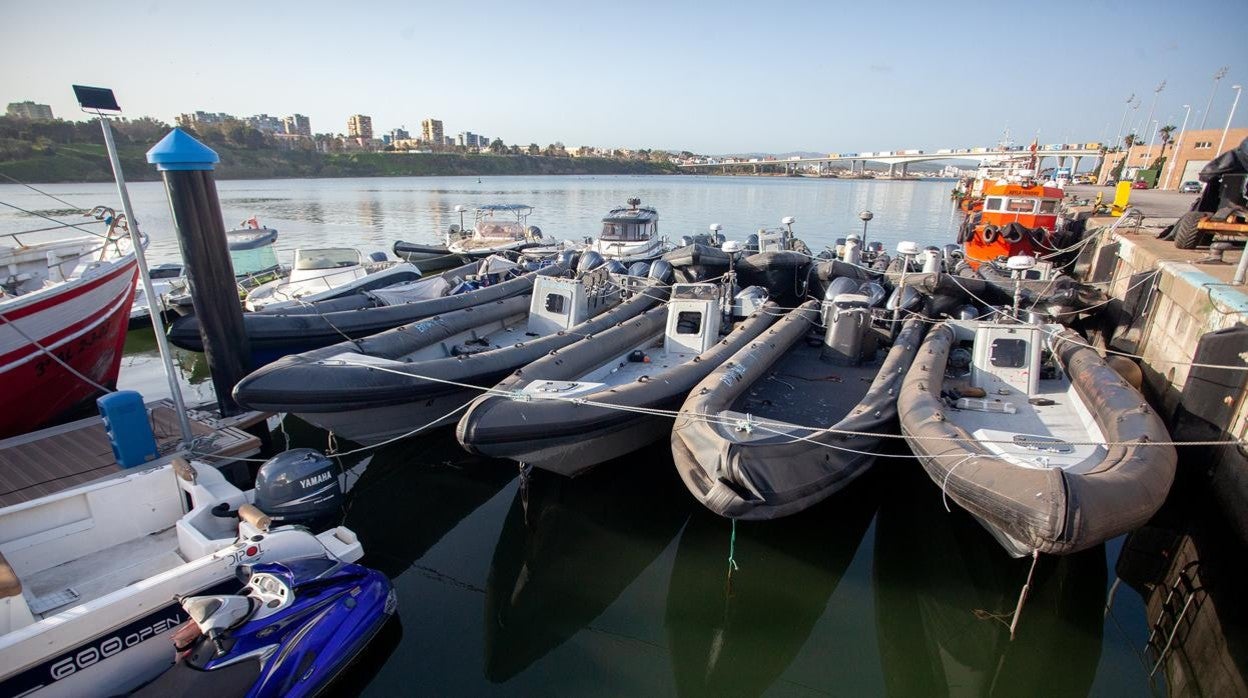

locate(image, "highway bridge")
(678, 144), (1106, 177)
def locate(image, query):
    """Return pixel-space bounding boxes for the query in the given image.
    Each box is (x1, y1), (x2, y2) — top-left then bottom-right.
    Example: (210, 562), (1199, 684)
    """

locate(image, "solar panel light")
(72, 85), (121, 112)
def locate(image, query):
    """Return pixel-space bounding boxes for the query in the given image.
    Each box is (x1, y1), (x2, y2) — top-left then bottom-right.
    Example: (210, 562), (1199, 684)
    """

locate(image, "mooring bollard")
(147, 128), (252, 416)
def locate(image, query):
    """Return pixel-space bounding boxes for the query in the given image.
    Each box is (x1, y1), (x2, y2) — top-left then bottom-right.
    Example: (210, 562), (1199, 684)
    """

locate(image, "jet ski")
(133, 558), (396, 698)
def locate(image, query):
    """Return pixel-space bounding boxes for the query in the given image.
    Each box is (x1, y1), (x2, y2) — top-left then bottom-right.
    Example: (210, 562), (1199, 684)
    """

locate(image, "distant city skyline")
(2, 0), (1245, 154)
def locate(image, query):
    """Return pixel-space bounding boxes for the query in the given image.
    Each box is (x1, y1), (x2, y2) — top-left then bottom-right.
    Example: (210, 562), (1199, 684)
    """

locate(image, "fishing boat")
(957, 178), (1064, 269)
(0, 453), (364, 697)
(586, 198), (668, 263)
(0, 211), (138, 438)
(897, 259), (1176, 556)
(168, 255), (554, 366)
(233, 264), (671, 446)
(243, 247), (420, 311)
(456, 283), (779, 477)
(133, 558), (395, 698)
(672, 280), (926, 519)
(446, 204), (545, 258)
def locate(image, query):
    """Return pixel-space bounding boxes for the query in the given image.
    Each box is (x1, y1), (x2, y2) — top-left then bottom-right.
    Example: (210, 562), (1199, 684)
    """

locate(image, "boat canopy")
(476, 204), (534, 215)
(293, 248), (363, 271)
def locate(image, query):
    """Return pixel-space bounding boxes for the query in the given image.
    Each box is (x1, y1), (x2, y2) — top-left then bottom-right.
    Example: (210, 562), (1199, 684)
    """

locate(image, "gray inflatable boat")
(672, 293), (927, 520)
(898, 319), (1176, 556)
(456, 284), (780, 476)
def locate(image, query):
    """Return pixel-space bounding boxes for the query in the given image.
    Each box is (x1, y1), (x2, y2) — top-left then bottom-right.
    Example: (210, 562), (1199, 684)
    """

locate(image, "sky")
(3, 0), (1246, 154)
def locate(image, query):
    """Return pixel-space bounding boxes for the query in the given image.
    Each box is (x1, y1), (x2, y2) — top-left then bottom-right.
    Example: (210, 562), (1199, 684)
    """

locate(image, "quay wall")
(1085, 227), (1248, 544)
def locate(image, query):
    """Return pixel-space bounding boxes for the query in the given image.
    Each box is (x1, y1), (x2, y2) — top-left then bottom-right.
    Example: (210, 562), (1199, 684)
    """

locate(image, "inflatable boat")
(456, 284), (780, 476)
(898, 316), (1176, 556)
(392, 239), (465, 273)
(234, 268), (670, 446)
(169, 256), (562, 366)
(672, 287), (927, 519)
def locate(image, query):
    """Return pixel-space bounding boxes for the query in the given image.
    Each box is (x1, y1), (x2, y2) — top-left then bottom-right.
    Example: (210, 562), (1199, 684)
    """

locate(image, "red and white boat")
(0, 213), (139, 437)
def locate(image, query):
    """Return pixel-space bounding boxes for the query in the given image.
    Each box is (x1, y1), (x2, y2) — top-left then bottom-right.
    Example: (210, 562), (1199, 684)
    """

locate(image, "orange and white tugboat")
(958, 175), (1064, 268)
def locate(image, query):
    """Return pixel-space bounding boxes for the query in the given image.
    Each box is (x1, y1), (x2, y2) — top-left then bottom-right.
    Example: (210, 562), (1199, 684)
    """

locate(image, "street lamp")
(1217, 84), (1244, 156)
(1200, 66), (1229, 130)
(1113, 93), (1135, 152)
(858, 210), (873, 247)
(1163, 104), (1192, 190)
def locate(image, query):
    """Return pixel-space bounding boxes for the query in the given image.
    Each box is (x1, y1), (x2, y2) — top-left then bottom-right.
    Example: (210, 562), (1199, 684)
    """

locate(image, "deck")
(0, 400), (264, 508)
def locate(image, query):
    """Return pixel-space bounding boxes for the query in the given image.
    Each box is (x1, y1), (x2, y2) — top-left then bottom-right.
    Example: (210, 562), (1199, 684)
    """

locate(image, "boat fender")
(1002, 223), (1025, 243)
(981, 225), (999, 243)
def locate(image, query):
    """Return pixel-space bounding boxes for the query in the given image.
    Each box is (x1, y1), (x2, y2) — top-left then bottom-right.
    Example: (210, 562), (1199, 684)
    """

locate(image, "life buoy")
(981, 225), (999, 244)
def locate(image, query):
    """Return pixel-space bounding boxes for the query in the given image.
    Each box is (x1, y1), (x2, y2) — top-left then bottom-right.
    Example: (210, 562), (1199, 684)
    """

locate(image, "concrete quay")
(1076, 186), (1248, 545)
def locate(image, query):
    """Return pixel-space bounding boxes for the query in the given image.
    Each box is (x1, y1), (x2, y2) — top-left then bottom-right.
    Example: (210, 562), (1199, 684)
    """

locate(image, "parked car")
(1179, 181), (1202, 193)
(1132, 180), (1149, 190)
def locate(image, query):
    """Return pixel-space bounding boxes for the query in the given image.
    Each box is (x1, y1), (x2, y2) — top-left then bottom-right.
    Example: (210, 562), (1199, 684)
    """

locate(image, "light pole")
(1142, 80), (1165, 154)
(1113, 94), (1135, 151)
(1145, 120), (1160, 167)
(1163, 104), (1192, 190)
(1200, 66), (1229, 130)
(1216, 84), (1243, 156)
(858, 210), (873, 248)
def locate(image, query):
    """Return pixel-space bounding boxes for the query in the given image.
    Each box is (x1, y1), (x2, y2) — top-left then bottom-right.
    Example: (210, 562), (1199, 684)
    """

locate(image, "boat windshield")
(293, 248), (362, 271)
(232, 246), (280, 276)
(600, 222), (651, 241)
(474, 221), (526, 240)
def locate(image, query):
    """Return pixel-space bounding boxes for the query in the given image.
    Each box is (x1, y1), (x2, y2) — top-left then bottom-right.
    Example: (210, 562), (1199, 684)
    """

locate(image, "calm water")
(1, 175), (1226, 695)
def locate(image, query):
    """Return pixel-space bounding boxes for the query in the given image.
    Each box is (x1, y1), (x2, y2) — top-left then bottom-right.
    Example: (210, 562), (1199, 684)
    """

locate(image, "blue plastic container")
(97, 391), (159, 468)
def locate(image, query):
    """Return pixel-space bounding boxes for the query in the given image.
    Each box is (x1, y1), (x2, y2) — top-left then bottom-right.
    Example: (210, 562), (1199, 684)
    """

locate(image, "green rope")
(728, 518), (739, 572)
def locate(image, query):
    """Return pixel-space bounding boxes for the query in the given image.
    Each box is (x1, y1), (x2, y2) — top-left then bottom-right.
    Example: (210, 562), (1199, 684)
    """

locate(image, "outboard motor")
(556, 249), (579, 270)
(526, 225), (543, 240)
(942, 244), (963, 267)
(857, 280), (887, 307)
(956, 304), (981, 320)
(744, 233), (760, 253)
(731, 285), (769, 319)
(822, 293), (873, 365)
(627, 261), (651, 277)
(648, 259), (674, 283)
(679, 235), (694, 247)
(821, 276), (862, 326)
(922, 247), (942, 273)
(843, 236), (862, 265)
(885, 285), (923, 314)
(369, 251), (388, 263)
(576, 250), (605, 273)
(605, 259), (628, 275)
(253, 448), (343, 531)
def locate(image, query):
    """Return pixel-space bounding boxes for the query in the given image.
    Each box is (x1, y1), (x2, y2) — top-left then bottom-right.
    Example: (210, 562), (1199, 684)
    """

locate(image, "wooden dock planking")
(0, 400), (263, 508)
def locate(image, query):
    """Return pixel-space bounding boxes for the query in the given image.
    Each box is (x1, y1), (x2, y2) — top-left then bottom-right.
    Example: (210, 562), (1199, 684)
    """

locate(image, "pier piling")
(146, 129), (252, 416)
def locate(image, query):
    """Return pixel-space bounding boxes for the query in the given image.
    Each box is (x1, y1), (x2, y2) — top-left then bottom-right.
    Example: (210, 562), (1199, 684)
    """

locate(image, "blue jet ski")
(133, 557), (396, 698)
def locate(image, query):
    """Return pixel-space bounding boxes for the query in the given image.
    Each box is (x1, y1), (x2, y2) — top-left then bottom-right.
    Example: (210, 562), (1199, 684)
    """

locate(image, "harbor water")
(1, 175), (1234, 695)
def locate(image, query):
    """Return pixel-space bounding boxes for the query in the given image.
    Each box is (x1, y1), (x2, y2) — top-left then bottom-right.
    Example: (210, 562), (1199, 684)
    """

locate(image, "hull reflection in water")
(484, 442), (690, 682)
(873, 468), (1106, 696)
(338, 428), (518, 579)
(664, 473), (879, 697)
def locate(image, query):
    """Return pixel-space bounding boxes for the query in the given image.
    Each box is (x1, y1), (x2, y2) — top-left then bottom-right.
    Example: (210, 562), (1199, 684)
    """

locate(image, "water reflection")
(342, 431), (517, 579)
(664, 473), (879, 697)
(1115, 511), (1248, 695)
(872, 469), (1105, 697)
(483, 444), (690, 682)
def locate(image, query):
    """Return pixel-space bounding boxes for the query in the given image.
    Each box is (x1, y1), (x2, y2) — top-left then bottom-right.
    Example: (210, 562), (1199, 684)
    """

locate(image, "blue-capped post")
(147, 129), (251, 416)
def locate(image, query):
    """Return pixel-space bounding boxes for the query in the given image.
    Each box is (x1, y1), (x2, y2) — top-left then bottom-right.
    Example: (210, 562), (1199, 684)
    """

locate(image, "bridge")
(678, 144), (1106, 178)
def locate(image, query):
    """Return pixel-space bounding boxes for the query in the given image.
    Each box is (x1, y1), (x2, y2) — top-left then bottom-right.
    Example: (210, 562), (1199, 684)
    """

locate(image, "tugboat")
(958, 176), (1064, 269)
(588, 198), (667, 263)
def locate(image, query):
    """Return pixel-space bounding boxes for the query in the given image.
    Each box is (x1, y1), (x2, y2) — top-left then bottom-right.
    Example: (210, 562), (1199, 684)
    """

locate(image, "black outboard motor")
(648, 259), (674, 283)
(628, 261), (651, 277)
(820, 277), (860, 326)
(369, 251), (388, 263)
(744, 233), (760, 254)
(857, 280), (888, 307)
(253, 448), (343, 531)
(605, 259), (628, 274)
(526, 225), (543, 240)
(576, 250), (605, 273)
(556, 249), (579, 270)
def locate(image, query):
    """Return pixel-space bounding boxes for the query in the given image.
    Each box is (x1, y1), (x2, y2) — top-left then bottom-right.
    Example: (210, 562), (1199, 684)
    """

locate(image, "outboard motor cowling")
(821, 277), (864, 326)
(253, 448), (343, 531)
(628, 261), (651, 277)
(369, 251), (388, 263)
(605, 259), (628, 274)
(858, 281), (887, 307)
(922, 248), (942, 273)
(822, 293), (873, 365)
(556, 249), (579, 270)
(732, 285), (769, 319)
(885, 285), (922, 312)
(648, 259), (674, 283)
(576, 250), (605, 273)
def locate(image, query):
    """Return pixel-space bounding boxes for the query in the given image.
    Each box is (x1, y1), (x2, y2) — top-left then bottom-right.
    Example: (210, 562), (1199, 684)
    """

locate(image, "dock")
(0, 400), (267, 507)
(1079, 198), (1248, 545)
